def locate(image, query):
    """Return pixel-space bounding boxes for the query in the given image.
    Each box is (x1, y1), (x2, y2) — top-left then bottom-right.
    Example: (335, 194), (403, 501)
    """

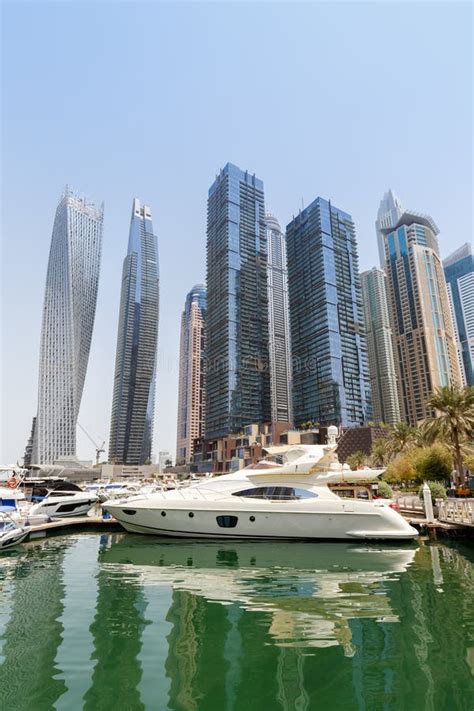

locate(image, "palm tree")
(411, 421), (436, 448)
(370, 437), (391, 467)
(346, 450), (367, 471)
(424, 385), (474, 484)
(389, 421), (416, 456)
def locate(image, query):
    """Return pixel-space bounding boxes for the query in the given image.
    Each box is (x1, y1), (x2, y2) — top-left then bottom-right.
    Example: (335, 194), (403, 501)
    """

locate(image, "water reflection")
(0, 535), (472, 711)
(100, 538), (417, 656)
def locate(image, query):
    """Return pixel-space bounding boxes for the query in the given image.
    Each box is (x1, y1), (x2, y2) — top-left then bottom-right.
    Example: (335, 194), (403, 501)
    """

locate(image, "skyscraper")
(286, 197), (371, 428)
(109, 199), (159, 465)
(176, 284), (207, 465)
(443, 243), (474, 386)
(360, 268), (400, 425)
(375, 190), (404, 267)
(382, 211), (461, 425)
(265, 214), (292, 423)
(205, 162), (270, 438)
(32, 188), (103, 465)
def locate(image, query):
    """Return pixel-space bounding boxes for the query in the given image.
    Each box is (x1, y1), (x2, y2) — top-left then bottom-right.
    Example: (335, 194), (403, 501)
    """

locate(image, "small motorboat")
(0, 517), (29, 551)
(28, 491), (98, 519)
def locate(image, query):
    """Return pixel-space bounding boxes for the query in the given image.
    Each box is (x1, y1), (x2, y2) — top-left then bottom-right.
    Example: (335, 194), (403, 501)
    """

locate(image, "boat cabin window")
(232, 486), (318, 500)
(216, 515), (238, 528)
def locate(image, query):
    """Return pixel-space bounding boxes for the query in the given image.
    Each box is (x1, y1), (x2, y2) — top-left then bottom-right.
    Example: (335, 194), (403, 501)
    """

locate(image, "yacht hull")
(29, 495), (97, 519)
(104, 504), (418, 541)
(0, 527), (29, 551)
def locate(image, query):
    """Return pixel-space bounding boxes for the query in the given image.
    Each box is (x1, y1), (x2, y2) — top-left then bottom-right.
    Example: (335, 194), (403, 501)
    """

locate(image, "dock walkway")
(26, 515), (121, 539)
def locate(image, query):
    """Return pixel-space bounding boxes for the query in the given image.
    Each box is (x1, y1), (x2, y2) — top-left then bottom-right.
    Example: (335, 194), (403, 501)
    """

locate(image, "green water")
(0, 535), (472, 711)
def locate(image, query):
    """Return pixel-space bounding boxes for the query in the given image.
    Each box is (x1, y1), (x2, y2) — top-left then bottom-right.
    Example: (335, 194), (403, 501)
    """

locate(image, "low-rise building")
(191, 422), (329, 474)
(336, 426), (388, 463)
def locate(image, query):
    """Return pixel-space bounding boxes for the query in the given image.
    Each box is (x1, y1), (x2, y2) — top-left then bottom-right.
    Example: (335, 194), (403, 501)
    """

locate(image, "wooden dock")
(26, 515), (122, 539)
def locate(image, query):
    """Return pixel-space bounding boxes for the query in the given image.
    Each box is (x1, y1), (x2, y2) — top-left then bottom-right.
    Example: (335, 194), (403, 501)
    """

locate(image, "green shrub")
(384, 452), (416, 483)
(413, 443), (451, 482)
(376, 480), (393, 499)
(418, 480), (447, 503)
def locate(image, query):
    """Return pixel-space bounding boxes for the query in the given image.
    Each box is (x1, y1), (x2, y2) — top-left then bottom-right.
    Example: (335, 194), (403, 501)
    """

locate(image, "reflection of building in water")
(1, 537), (472, 710)
(276, 647), (309, 711)
(0, 541), (69, 708)
(381, 544), (474, 709)
(55, 536), (101, 709)
(101, 540), (416, 709)
(83, 558), (148, 710)
(165, 590), (231, 710)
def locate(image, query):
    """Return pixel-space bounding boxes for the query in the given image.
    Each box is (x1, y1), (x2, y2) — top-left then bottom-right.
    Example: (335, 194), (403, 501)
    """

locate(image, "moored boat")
(103, 445), (418, 541)
(0, 516), (29, 551)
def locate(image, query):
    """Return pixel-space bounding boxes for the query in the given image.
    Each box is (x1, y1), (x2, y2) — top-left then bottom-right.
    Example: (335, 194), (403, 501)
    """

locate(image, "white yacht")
(28, 491), (97, 519)
(0, 519), (29, 551)
(103, 444), (418, 541)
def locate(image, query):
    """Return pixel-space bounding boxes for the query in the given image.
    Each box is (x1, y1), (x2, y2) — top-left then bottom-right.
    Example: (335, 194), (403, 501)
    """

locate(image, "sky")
(1, 0), (472, 465)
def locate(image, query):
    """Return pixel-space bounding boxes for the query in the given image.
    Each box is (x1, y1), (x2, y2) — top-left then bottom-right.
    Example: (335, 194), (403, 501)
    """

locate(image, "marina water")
(0, 534), (472, 710)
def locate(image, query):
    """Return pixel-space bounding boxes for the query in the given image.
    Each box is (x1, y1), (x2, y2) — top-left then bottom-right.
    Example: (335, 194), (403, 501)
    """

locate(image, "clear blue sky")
(1, 1), (472, 464)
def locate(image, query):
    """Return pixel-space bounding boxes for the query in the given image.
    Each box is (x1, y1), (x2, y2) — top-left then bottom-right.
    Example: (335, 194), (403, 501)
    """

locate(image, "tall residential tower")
(205, 163), (270, 438)
(32, 188), (103, 464)
(265, 214), (292, 423)
(176, 284), (207, 465)
(286, 197), (371, 428)
(109, 199), (160, 465)
(375, 189), (404, 267)
(443, 243), (474, 386)
(382, 211), (461, 424)
(361, 267), (400, 425)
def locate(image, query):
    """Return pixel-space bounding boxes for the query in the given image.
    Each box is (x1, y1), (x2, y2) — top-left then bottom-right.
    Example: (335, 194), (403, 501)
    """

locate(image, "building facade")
(382, 211), (461, 425)
(192, 421), (294, 474)
(443, 243), (474, 386)
(32, 188), (103, 464)
(265, 214), (293, 423)
(360, 267), (400, 425)
(176, 284), (207, 465)
(205, 162), (271, 438)
(286, 197), (371, 428)
(109, 199), (160, 465)
(375, 189), (404, 267)
(23, 417), (36, 468)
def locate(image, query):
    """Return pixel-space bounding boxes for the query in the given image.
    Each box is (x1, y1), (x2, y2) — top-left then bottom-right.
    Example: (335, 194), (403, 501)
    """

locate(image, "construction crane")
(78, 423), (106, 466)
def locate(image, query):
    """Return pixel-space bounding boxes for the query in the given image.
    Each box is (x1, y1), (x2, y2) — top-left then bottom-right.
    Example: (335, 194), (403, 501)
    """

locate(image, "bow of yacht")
(103, 445), (418, 541)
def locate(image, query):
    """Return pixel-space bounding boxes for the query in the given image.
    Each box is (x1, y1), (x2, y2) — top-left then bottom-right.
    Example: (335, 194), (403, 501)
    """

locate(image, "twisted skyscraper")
(32, 188), (104, 464)
(109, 199), (160, 465)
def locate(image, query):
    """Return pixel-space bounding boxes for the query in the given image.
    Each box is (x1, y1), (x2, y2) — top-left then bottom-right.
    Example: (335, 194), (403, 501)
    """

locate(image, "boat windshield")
(232, 486), (318, 500)
(0, 522), (17, 532)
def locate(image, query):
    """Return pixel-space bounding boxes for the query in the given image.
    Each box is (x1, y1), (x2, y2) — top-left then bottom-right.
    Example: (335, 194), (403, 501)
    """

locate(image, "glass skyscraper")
(265, 214), (292, 423)
(361, 267), (400, 425)
(286, 197), (371, 428)
(382, 211), (461, 424)
(109, 199), (160, 465)
(32, 188), (103, 464)
(443, 243), (473, 386)
(205, 163), (270, 438)
(176, 284), (207, 465)
(375, 189), (404, 267)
